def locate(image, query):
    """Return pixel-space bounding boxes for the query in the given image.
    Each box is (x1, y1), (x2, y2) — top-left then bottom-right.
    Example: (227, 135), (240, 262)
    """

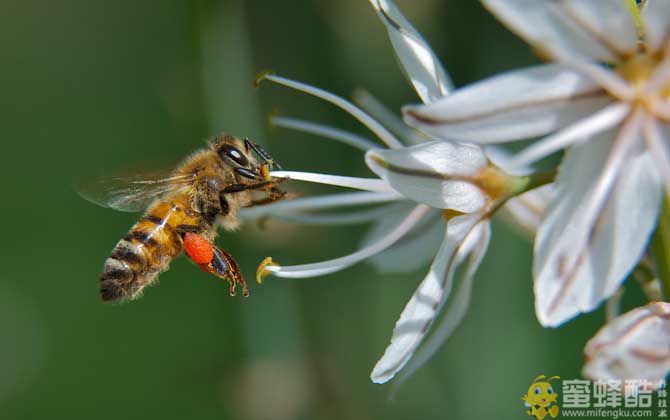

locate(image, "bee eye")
(535, 387), (541, 395)
(219, 145), (248, 167)
(547, 387), (553, 394)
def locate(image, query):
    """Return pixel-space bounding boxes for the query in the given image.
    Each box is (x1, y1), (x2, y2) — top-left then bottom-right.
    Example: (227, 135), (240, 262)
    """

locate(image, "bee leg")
(182, 232), (249, 297)
(222, 178), (286, 194)
(210, 245), (249, 297)
(245, 188), (288, 207)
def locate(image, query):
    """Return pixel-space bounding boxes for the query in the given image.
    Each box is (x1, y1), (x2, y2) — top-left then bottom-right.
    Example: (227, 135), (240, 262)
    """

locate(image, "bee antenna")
(532, 375), (546, 383)
(244, 138), (282, 170)
(547, 376), (560, 382)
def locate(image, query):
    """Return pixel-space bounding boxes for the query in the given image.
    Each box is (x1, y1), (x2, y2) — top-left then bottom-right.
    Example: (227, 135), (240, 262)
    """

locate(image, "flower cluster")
(247, 0), (670, 390)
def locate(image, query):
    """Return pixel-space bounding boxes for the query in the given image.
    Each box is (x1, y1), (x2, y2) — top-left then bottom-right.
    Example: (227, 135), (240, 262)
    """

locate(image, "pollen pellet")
(183, 232), (214, 264)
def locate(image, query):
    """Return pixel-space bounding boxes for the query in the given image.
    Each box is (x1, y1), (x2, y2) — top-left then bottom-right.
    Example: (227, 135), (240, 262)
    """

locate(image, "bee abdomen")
(100, 211), (186, 302)
(100, 238), (149, 302)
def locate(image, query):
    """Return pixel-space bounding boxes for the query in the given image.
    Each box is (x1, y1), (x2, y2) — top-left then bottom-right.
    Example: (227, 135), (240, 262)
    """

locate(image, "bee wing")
(77, 172), (194, 212)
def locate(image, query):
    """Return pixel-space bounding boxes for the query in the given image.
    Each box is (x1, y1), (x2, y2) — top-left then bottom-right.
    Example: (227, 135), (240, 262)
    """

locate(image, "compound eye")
(547, 387), (553, 395)
(218, 144), (249, 167)
(534, 387), (541, 395)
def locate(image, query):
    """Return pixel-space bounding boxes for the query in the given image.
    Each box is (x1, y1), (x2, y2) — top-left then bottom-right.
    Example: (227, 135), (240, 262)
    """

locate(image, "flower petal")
(534, 133), (662, 327)
(370, 213), (484, 383)
(403, 64), (610, 144)
(261, 74), (403, 148)
(353, 89), (427, 145)
(481, 0), (635, 61)
(583, 302), (670, 387)
(508, 102), (629, 168)
(390, 220), (491, 389)
(643, 119), (670, 198)
(269, 170), (395, 193)
(499, 184), (555, 238)
(240, 191), (402, 220)
(641, 0), (670, 52)
(264, 205), (431, 278)
(271, 204), (396, 226)
(270, 115), (380, 151)
(365, 141), (489, 212)
(368, 0), (453, 102)
(361, 205), (444, 273)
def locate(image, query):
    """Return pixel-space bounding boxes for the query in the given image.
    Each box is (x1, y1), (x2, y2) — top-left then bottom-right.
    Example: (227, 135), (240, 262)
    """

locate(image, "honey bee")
(79, 134), (286, 302)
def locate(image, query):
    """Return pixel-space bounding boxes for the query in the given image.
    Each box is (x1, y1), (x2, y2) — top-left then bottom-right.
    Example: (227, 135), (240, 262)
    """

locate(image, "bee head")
(212, 134), (281, 180)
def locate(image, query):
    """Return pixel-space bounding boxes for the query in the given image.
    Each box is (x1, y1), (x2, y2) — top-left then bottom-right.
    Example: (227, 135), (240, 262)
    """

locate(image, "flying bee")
(79, 134), (286, 302)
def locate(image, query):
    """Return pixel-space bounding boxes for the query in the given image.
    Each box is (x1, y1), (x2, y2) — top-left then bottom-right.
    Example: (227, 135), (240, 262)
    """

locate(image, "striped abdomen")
(100, 199), (204, 302)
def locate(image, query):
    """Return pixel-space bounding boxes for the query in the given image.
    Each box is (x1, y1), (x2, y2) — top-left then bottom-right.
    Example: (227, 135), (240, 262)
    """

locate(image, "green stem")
(633, 258), (662, 301)
(519, 168), (558, 194)
(650, 194), (670, 301)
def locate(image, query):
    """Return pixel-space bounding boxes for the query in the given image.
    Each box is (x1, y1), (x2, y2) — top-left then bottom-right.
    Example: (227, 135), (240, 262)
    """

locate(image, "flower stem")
(650, 194), (670, 301)
(634, 257), (662, 301)
(518, 168), (557, 194)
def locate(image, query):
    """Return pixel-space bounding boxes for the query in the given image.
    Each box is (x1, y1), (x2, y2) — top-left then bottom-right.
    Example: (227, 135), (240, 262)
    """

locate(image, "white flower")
(251, 77), (510, 387)
(248, 0), (555, 388)
(583, 301), (670, 387)
(402, 0), (669, 327)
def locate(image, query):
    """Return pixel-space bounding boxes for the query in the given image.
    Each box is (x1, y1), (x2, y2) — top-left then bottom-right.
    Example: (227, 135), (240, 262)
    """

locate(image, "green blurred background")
(0, 1), (645, 419)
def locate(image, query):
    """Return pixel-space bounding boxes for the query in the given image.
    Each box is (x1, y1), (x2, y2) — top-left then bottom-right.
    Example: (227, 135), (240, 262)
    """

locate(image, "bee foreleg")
(222, 177), (287, 194)
(244, 187), (287, 207)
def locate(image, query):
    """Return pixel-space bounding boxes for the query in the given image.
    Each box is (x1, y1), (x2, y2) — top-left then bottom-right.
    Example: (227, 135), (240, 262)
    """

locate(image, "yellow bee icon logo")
(522, 375), (560, 420)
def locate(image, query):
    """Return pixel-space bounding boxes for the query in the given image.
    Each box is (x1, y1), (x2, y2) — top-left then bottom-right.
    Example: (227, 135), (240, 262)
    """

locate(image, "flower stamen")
(256, 257), (278, 284)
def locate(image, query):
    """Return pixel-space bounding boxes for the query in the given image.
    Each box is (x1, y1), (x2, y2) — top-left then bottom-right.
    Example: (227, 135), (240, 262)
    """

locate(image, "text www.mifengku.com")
(562, 408), (654, 418)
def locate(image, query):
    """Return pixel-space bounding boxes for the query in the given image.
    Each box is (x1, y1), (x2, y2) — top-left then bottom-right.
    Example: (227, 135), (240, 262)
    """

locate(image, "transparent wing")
(77, 171), (194, 212)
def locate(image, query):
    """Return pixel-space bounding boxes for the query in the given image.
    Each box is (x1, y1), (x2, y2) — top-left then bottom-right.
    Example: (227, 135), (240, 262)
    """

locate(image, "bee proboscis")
(79, 134), (286, 302)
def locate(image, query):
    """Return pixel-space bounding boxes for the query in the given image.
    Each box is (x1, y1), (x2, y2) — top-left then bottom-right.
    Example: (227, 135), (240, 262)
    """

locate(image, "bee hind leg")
(210, 245), (249, 297)
(182, 232), (249, 297)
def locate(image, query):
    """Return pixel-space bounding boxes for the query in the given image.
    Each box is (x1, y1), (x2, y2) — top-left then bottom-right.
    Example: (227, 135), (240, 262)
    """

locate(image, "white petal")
(534, 131), (662, 327)
(370, 213), (484, 383)
(353, 89), (427, 145)
(558, 1), (639, 56)
(390, 220), (491, 389)
(508, 102), (630, 168)
(643, 119), (670, 198)
(362, 205), (444, 273)
(499, 184), (555, 238)
(265, 204), (431, 278)
(270, 115), (380, 151)
(561, 59), (634, 100)
(365, 141), (489, 212)
(272, 205), (395, 226)
(481, 0), (634, 61)
(262, 74), (404, 149)
(583, 302), (670, 386)
(403, 64), (609, 144)
(368, 0), (453, 102)
(645, 48), (670, 95)
(641, 0), (670, 52)
(483, 145), (533, 175)
(240, 191), (402, 220)
(269, 170), (395, 193)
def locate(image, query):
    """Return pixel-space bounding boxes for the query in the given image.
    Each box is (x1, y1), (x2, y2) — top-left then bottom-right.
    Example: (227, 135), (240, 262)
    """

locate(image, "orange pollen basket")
(183, 232), (214, 264)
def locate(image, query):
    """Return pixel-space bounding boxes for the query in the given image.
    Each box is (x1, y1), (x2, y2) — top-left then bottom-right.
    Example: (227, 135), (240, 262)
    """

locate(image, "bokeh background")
(0, 1), (648, 419)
